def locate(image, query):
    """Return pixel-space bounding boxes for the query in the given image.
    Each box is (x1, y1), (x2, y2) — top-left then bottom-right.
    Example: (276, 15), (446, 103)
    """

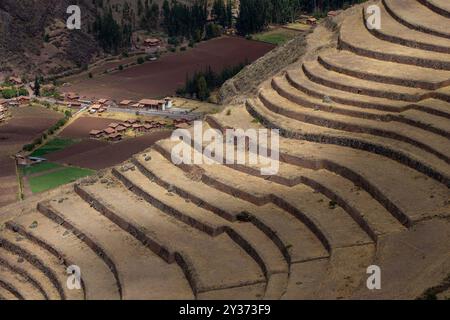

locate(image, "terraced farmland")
(0, 0), (449, 300)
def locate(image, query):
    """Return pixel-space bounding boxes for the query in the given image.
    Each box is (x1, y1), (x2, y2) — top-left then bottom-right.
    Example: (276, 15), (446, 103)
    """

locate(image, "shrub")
(18, 88), (28, 96)
(137, 57), (145, 64)
(23, 144), (34, 152)
(118, 64), (124, 71)
(1, 88), (17, 99)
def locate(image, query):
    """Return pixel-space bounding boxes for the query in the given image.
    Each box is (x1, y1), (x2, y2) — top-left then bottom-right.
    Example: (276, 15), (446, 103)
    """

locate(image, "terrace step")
(339, 10), (450, 70)
(415, 98), (450, 120)
(418, 0), (450, 18)
(272, 74), (450, 138)
(0, 228), (82, 300)
(0, 278), (23, 300)
(156, 133), (405, 242)
(318, 49), (450, 90)
(75, 181), (266, 297)
(212, 105), (450, 223)
(165, 138), (374, 250)
(256, 88), (450, 186)
(303, 59), (429, 102)
(112, 165), (289, 298)
(0, 285), (19, 300)
(283, 245), (375, 299)
(0, 247), (59, 300)
(134, 149), (329, 264)
(0, 266), (45, 300)
(202, 165), (373, 249)
(366, 2), (450, 53)
(287, 68), (408, 111)
(263, 82), (450, 164)
(8, 212), (119, 299)
(154, 139), (379, 299)
(383, 0), (450, 39)
(39, 194), (194, 300)
(436, 86), (450, 102)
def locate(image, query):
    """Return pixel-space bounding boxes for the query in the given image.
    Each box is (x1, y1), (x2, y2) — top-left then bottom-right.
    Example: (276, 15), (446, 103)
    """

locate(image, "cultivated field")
(0, 106), (62, 207)
(58, 117), (122, 139)
(47, 130), (172, 170)
(62, 36), (275, 101)
(253, 27), (301, 46)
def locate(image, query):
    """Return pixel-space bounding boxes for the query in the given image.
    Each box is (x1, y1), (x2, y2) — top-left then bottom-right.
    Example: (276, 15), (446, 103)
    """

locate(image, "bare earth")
(62, 37), (275, 101)
(0, 106), (62, 207)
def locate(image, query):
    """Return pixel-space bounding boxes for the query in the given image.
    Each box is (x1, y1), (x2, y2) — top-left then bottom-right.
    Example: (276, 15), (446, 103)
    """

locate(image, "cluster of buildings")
(298, 11), (341, 26)
(89, 118), (171, 142)
(119, 98), (173, 111)
(0, 96), (31, 109)
(142, 38), (162, 53)
(88, 99), (110, 114)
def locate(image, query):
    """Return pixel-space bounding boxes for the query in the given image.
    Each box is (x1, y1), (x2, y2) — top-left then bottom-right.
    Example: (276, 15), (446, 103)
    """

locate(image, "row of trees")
(91, 0), (368, 52)
(177, 61), (249, 101)
(236, 0), (368, 35)
(92, 9), (132, 53)
(212, 0), (233, 28)
(162, 0), (208, 39)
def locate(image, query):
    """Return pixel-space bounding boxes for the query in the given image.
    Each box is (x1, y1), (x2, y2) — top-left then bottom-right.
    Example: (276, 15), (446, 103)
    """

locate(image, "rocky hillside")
(0, 0), (197, 80)
(0, 0), (99, 78)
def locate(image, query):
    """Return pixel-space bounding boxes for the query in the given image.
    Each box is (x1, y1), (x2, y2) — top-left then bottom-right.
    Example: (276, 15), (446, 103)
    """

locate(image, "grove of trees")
(236, 0), (368, 35)
(177, 61), (249, 101)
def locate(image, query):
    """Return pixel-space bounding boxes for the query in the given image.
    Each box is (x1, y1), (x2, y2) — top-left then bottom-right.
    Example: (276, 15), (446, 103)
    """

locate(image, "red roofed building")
(144, 38), (161, 47)
(89, 130), (103, 138)
(116, 125), (127, 133)
(120, 100), (133, 106)
(104, 127), (116, 135)
(9, 76), (23, 86)
(107, 133), (122, 141)
(66, 92), (80, 101)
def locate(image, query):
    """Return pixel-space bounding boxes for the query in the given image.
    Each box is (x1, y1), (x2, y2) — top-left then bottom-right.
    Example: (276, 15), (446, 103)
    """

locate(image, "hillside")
(0, 0), (98, 77)
(0, 0), (449, 300)
(0, 0), (197, 79)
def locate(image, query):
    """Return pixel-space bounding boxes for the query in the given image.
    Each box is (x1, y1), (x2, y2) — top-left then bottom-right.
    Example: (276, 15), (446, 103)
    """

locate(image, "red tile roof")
(104, 127), (116, 134)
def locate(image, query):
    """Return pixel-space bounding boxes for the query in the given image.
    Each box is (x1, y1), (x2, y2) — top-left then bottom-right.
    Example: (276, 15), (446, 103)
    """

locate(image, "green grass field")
(21, 162), (63, 176)
(28, 167), (95, 193)
(30, 138), (78, 157)
(252, 28), (299, 45)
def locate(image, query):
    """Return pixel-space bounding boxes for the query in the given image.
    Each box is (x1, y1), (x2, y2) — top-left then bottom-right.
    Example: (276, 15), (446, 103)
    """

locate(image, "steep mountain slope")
(0, 0), (98, 77)
(0, 0), (449, 300)
(0, 0), (196, 78)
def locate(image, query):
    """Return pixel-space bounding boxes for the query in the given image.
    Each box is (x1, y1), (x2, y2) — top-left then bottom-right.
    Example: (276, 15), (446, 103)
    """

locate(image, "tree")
(236, 0), (271, 35)
(33, 77), (41, 96)
(196, 76), (209, 101)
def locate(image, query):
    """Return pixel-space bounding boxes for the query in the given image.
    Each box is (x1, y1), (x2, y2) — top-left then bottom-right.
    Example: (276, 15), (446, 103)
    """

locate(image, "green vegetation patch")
(253, 29), (298, 46)
(29, 167), (95, 193)
(21, 162), (63, 176)
(30, 138), (78, 157)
